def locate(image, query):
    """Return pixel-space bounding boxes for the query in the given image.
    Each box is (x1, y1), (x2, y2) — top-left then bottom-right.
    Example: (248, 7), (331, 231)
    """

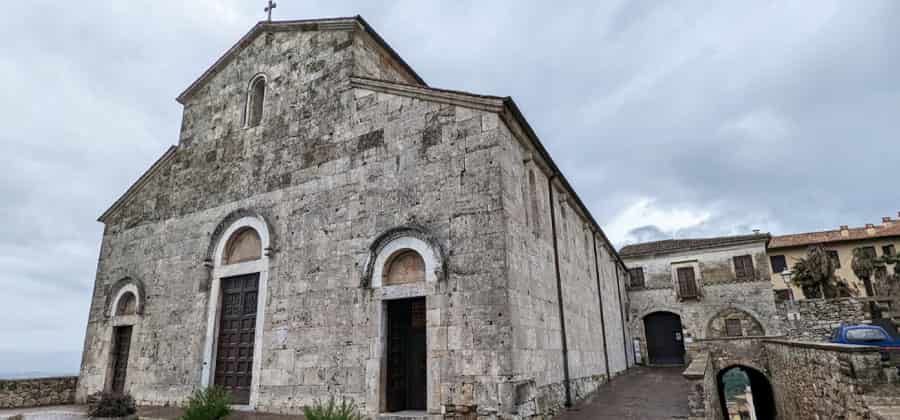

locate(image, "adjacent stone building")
(77, 16), (634, 418)
(619, 234), (781, 365)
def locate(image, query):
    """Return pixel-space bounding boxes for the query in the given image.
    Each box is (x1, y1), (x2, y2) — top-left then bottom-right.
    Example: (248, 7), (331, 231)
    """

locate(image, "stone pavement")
(556, 366), (690, 420)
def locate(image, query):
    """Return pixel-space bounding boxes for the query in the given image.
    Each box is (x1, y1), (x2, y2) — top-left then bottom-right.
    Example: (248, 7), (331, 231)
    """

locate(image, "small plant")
(303, 397), (364, 420)
(180, 386), (231, 420)
(87, 392), (136, 418)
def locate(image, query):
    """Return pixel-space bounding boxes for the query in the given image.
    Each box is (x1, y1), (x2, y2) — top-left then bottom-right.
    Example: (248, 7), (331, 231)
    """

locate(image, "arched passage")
(717, 365), (776, 420)
(643, 311), (685, 365)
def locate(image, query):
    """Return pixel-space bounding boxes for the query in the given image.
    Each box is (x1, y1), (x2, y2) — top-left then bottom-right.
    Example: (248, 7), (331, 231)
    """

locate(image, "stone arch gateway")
(643, 311), (685, 365)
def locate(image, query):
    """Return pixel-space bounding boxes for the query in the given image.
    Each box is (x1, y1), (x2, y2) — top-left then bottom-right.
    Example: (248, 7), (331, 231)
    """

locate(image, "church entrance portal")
(214, 273), (259, 404)
(385, 297), (427, 412)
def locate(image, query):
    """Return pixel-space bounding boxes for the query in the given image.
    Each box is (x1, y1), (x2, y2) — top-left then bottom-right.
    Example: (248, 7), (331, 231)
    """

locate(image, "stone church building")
(77, 16), (634, 418)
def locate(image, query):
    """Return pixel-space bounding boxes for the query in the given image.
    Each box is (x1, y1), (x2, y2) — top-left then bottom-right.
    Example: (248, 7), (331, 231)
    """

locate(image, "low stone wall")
(776, 297), (872, 341)
(0, 376), (78, 409)
(764, 340), (889, 420)
(682, 353), (719, 420)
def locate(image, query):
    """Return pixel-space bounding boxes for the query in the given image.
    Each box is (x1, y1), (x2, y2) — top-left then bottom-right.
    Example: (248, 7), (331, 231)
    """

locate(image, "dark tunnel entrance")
(717, 365), (776, 419)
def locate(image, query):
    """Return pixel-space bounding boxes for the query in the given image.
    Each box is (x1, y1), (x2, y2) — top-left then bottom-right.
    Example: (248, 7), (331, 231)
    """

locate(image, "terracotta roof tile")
(619, 234), (769, 259)
(769, 223), (900, 249)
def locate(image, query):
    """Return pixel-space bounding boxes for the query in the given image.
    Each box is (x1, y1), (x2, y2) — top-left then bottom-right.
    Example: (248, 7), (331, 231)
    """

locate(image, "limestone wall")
(0, 377), (77, 409)
(625, 241), (780, 347)
(775, 297), (874, 341)
(764, 340), (889, 420)
(498, 112), (630, 416)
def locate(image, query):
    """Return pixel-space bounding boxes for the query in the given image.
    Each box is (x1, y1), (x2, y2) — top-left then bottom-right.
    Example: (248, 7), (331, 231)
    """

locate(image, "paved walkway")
(556, 366), (690, 420)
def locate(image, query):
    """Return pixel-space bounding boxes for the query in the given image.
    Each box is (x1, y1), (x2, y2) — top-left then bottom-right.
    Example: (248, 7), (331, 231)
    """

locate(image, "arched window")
(115, 292), (137, 316)
(223, 227), (262, 265)
(244, 75), (266, 127)
(384, 250), (426, 285)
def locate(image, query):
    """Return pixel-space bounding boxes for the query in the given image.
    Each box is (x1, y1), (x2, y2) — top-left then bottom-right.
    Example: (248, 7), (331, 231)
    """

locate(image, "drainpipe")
(591, 234), (611, 380)
(548, 176), (572, 408)
(614, 266), (629, 366)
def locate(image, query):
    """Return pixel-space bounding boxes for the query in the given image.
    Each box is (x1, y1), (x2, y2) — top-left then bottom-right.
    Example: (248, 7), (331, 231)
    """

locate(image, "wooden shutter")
(677, 267), (698, 298)
(629, 267), (645, 288)
(725, 318), (743, 337)
(733, 255), (754, 280)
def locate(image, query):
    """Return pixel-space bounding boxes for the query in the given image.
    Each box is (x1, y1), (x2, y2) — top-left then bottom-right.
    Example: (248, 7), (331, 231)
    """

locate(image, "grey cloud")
(1, 0), (898, 377)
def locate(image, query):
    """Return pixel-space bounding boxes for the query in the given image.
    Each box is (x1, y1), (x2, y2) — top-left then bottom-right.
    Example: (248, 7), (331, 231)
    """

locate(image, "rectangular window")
(826, 250), (841, 268)
(883, 245), (896, 256)
(774, 289), (793, 303)
(676, 267), (699, 299)
(770, 255), (787, 273)
(528, 170), (540, 238)
(725, 318), (743, 337)
(629, 267), (645, 289)
(733, 255), (754, 280)
(857, 246), (877, 259)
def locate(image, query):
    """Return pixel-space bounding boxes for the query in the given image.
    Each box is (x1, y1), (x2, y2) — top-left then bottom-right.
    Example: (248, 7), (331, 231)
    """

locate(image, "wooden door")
(214, 274), (259, 404)
(386, 298), (427, 412)
(644, 312), (685, 365)
(111, 326), (133, 394)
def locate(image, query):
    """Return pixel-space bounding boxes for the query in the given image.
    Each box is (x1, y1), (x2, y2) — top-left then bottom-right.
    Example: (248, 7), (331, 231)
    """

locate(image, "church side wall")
(497, 130), (628, 417)
(80, 27), (515, 417)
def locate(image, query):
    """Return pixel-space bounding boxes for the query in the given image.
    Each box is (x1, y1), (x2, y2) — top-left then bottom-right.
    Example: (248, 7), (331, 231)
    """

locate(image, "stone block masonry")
(0, 377), (77, 409)
(764, 340), (897, 420)
(76, 17), (633, 419)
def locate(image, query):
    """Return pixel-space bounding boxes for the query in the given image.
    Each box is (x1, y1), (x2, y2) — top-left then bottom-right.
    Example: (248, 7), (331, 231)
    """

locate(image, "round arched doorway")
(717, 365), (776, 420)
(643, 311), (685, 365)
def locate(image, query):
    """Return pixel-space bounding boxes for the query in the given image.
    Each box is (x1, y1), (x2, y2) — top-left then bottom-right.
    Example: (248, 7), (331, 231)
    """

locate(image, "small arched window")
(116, 292), (137, 316)
(244, 75), (266, 127)
(384, 250), (426, 285)
(223, 227), (262, 265)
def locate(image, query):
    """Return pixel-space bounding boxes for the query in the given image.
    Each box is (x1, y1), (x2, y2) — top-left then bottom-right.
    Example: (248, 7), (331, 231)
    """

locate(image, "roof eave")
(175, 16), (426, 105)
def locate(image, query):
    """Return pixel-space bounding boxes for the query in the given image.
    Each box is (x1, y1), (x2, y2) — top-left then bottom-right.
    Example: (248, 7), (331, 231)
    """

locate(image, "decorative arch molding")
(104, 277), (146, 318)
(634, 308), (684, 327)
(205, 208), (277, 264)
(362, 225), (447, 288)
(705, 306), (767, 338)
(200, 212), (272, 407)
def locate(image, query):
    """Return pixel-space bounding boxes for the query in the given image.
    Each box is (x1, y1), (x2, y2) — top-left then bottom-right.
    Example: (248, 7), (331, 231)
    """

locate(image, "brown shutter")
(725, 318), (743, 337)
(733, 255), (754, 280)
(677, 267), (698, 298)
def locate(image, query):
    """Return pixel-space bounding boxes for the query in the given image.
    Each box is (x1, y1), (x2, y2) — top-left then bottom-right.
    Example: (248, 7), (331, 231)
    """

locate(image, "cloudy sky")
(1, 1), (898, 377)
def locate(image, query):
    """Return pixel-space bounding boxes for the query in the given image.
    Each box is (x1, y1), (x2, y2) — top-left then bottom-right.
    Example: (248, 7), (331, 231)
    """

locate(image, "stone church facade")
(77, 16), (634, 418)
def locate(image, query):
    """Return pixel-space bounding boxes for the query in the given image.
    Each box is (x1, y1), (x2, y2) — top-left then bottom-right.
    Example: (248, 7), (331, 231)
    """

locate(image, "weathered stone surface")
(764, 340), (896, 420)
(77, 18), (633, 419)
(623, 237), (782, 364)
(776, 297), (876, 341)
(0, 377), (77, 409)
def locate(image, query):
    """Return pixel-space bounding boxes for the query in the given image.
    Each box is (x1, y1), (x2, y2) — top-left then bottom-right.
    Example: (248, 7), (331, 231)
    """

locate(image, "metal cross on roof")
(264, 0), (277, 22)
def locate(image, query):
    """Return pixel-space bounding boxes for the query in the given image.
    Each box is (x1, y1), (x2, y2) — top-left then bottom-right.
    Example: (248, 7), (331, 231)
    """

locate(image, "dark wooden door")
(111, 326), (133, 394)
(214, 274), (259, 404)
(644, 312), (685, 365)
(386, 298), (427, 412)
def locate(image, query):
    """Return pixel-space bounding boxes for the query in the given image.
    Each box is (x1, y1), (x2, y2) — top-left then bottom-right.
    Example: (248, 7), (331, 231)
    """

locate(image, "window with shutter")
(676, 267), (698, 298)
(733, 255), (754, 280)
(826, 250), (841, 268)
(770, 255), (787, 273)
(628, 267), (645, 289)
(725, 318), (743, 337)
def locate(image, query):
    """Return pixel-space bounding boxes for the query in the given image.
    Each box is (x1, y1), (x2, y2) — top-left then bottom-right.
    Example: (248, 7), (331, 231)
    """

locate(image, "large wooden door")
(214, 274), (259, 404)
(386, 298), (427, 412)
(111, 326), (133, 393)
(644, 312), (685, 365)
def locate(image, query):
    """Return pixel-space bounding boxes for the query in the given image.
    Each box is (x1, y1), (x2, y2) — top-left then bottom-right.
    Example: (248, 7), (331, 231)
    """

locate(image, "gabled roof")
(97, 146), (177, 222)
(176, 15), (426, 104)
(769, 222), (900, 249)
(619, 233), (770, 259)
